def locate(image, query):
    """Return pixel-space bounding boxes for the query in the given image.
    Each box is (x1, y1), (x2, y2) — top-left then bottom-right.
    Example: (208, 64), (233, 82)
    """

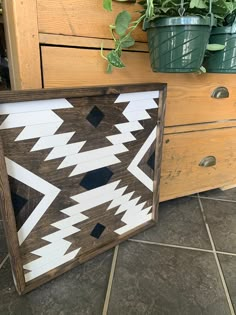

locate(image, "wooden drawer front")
(160, 127), (236, 201)
(37, 0), (146, 41)
(41, 46), (236, 126)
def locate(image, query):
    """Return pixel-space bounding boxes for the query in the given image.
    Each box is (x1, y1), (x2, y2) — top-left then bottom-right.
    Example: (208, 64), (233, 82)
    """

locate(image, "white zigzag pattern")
(55, 93), (159, 177)
(0, 92), (159, 282)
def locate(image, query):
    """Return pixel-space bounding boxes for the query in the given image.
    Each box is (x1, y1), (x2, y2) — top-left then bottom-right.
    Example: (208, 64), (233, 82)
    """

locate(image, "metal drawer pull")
(211, 87), (229, 99)
(199, 156), (216, 167)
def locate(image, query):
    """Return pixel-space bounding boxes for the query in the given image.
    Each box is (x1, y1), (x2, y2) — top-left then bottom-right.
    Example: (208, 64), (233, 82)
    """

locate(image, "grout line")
(191, 195), (236, 203)
(128, 238), (214, 253)
(198, 195), (235, 315)
(0, 254), (9, 270)
(129, 239), (236, 258)
(102, 245), (119, 315)
(216, 251), (236, 257)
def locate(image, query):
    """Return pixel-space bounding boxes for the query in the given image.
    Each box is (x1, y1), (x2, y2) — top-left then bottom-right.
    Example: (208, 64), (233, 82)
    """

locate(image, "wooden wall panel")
(3, 0), (42, 89)
(37, 0), (146, 41)
(41, 46), (236, 126)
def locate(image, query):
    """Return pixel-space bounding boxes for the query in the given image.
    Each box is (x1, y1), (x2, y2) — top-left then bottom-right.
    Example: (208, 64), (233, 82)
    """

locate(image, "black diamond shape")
(86, 106), (105, 128)
(147, 152), (155, 171)
(11, 192), (28, 217)
(80, 167), (113, 190)
(90, 223), (106, 239)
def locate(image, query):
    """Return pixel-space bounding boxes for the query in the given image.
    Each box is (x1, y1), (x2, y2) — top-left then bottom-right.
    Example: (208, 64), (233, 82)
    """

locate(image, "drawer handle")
(199, 156), (216, 167)
(211, 87), (229, 99)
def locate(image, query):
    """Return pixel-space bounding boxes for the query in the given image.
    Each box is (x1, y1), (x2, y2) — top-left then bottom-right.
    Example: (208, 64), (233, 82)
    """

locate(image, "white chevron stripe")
(123, 99), (158, 112)
(60, 204), (91, 217)
(58, 144), (127, 169)
(123, 110), (151, 122)
(42, 225), (80, 243)
(71, 180), (121, 203)
(106, 132), (136, 145)
(24, 248), (80, 282)
(0, 110), (62, 129)
(31, 238), (72, 257)
(115, 196), (142, 215)
(115, 121), (143, 133)
(5, 158), (60, 245)
(24, 240), (72, 270)
(15, 121), (63, 141)
(104, 185), (152, 235)
(115, 211), (152, 235)
(45, 141), (86, 161)
(31, 132), (75, 152)
(107, 191), (134, 210)
(70, 185), (127, 213)
(0, 98), (73, 115)
(115, 91), (159, 103)
(69, 155), (120, 177)
(51, 212), (88, 229)
(128, 127), (156, 191)
(121, 201), (148, 220)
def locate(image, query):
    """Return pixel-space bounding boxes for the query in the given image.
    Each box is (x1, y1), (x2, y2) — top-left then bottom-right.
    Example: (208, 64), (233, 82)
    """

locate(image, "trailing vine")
(101, 0), (235, 72)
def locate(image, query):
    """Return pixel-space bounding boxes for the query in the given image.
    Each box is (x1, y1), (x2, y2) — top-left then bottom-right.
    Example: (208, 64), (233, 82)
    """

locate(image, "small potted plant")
(205, 1), (236, 73)
(102, 0), (228, 73)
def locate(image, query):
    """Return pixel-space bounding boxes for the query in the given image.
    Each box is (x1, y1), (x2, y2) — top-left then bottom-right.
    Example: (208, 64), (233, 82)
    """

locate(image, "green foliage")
(115, 11), (132, 35)
(101, 10), (145, 72)
(103, 0), (112, 11)
(102, 0), (236, 71)
(207, 43), (225, 50)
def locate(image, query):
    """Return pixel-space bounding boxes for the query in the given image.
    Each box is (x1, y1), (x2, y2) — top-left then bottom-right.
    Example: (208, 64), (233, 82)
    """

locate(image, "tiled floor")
(0, 190), (236, 314)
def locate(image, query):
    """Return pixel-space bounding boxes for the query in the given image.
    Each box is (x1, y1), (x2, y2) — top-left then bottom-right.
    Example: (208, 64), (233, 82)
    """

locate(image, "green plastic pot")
(205, 24), (236, 73)
(143, 16), (212, 73)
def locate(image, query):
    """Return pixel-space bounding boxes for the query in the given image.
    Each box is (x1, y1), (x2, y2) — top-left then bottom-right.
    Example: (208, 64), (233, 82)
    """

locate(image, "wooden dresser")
(3, 0), (236, 201)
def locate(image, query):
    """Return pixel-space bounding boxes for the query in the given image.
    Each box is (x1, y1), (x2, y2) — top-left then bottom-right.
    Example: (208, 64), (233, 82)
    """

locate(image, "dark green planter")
(144, 17), (212, 73)
(205, 25), (236, 73)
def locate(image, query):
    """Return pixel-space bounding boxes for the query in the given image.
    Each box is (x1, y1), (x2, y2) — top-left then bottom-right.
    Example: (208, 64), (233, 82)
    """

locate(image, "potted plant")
(205, 1), (236, 73)
(102, 0), (228, 73)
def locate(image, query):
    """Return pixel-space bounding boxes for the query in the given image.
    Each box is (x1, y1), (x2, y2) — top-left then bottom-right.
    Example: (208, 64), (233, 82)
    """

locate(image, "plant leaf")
(207, 43), (225, 51)
(107, 51), (125, 68)
(120, 35), (135, 48)
(106, 64), (113, 73)
(190, 0), (207, 9)
(103, 0), (112, 11)
(115, 11), (132, 36)
(200, 66), (206, 73)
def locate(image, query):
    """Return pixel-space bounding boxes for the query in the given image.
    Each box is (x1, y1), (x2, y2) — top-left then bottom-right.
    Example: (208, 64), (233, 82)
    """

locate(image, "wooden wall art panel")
(0, 84), (166, 294)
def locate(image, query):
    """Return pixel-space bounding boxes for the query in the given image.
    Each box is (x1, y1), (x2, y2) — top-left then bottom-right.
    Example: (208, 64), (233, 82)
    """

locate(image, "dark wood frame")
(0, 83), (167, 294)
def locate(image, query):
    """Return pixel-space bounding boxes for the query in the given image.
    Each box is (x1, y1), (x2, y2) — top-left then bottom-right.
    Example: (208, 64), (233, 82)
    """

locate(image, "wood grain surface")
(0, 84), (166, 294)
(37, 0), (146, 41)
(160, 127), (236, 200)
(3, 0), (41, 89)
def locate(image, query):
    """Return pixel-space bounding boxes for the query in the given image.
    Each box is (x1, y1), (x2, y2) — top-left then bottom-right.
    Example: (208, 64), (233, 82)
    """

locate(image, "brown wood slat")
(0, 83), (166, 103)
(37, 0), (146, 41)
(39, 33), (149, 52)
(0, 139), (25, 294)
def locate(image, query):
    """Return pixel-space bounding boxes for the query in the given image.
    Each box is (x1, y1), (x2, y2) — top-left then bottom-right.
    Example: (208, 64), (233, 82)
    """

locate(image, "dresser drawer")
(37, 0), (146, 41)
(41, 45), (236, 126)
(160, 127), (236, 201)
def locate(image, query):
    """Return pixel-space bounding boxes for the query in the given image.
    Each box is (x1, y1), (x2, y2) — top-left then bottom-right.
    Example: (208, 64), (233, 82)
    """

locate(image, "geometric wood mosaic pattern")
(0, 84), (166, 294)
